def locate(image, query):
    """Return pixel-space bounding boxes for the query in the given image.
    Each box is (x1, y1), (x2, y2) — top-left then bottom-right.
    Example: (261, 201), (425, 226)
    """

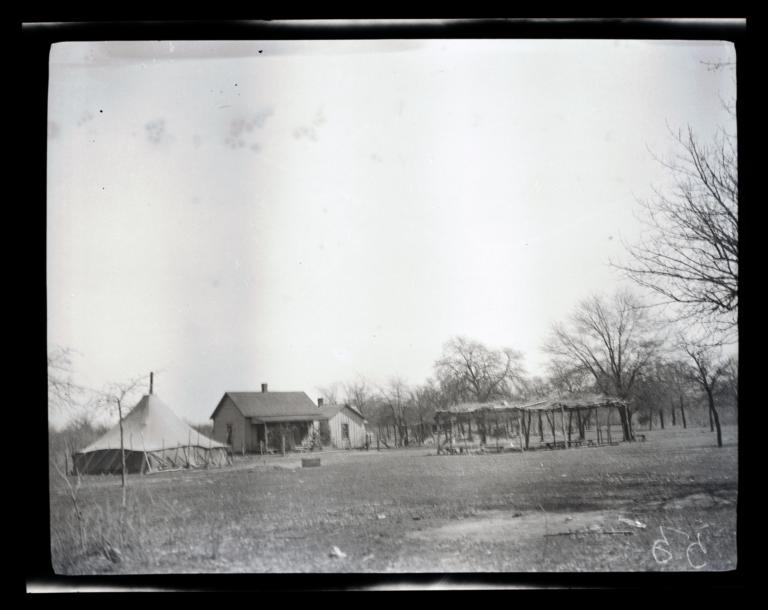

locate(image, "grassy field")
(49, 425), (737, 574)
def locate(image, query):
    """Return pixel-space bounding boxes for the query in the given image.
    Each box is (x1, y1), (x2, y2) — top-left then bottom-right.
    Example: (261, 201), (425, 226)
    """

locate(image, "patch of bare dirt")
(407, 509), (648, 543)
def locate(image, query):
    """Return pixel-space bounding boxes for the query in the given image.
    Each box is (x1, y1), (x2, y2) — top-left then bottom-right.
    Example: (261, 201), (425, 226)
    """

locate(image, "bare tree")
(48, 346), (90, 415)
(410, 379), (445, 444)
(678, 337), (728, 448)
(435, 337), (525, 404)
(660, 359), (696, 429)
(91, 375), (147, 505)
(378, 377), (411, 447)
(721, 355), (738, 408)
(316, 382), (341, 405)
(546, 360), (590, 396)
(342, 377), (372, 417)
(519, 375), (551, 401)
(544, 290), (662, 441)
(616, 110), (737, 338)
(632, 359), (674, 430)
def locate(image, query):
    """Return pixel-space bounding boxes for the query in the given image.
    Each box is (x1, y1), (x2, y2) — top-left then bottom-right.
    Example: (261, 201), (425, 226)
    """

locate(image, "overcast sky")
(47, 39), (736, 427)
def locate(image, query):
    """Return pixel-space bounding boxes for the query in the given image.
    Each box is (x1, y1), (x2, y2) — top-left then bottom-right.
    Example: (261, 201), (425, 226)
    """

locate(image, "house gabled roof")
(211, 391), (323, 422)
(318, 403), (368, 424)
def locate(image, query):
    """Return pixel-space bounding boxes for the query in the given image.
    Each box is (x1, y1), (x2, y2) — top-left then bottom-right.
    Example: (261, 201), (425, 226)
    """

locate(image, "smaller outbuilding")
(317, 403), (369, 450)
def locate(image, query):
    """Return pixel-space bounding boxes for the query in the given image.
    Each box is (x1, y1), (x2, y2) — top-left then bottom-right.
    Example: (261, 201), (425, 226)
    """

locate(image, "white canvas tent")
(73, 393), (231, 474)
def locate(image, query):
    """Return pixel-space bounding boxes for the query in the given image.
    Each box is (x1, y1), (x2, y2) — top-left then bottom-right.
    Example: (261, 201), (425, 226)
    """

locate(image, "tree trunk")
(525, 412), (532, 449)
(707, 388), (723, 448)
(708, 401), (714, 432)
(679, 396), (687, 428)
(648, 409), (653, 431)
(659, 409), (665, 430)
(671, 401), (677, 426)
(576, 409), (584, 440)
(538, 412), (544, 442)
(618, 405), (632, 441)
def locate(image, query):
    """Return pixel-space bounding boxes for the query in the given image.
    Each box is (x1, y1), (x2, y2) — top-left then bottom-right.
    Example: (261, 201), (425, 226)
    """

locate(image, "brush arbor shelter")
(72, 393), (231, 475)
(434, 394), (629, 454)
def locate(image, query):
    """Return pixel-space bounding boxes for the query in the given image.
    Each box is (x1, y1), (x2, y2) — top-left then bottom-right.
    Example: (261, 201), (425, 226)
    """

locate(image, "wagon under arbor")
(434, 394), (630, 454)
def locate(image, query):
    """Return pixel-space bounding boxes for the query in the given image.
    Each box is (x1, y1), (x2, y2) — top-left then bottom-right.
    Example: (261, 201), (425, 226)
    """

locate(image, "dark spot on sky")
(99, 109), (103, 113)
(225, 110), (273, 150)
(145, 119), (167, 144)
(234, 83), (238, 87)
(77, 111), (94, 127)
(293, 126), (317, 141)
(258, 50), (263, 54)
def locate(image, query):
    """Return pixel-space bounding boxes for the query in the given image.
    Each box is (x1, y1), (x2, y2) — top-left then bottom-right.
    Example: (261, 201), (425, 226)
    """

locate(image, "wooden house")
(210, 383), (369, 453)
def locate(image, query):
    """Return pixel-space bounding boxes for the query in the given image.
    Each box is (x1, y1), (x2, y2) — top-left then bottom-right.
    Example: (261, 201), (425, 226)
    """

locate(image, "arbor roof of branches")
(434, 393), (627, 418)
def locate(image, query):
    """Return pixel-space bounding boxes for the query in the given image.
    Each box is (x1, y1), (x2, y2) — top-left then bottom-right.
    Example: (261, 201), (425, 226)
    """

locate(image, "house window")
(341, 423), (349, 440)
(226, 424), (233, 446)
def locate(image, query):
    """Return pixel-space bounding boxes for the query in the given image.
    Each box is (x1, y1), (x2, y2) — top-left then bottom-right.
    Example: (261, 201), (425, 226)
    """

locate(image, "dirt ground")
(49, 425), (738, 574)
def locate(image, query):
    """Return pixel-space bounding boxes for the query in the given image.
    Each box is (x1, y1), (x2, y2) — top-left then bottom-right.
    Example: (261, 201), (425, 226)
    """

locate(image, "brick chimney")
(261, 383), (268, 393)
(318, 397), (324, 407)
